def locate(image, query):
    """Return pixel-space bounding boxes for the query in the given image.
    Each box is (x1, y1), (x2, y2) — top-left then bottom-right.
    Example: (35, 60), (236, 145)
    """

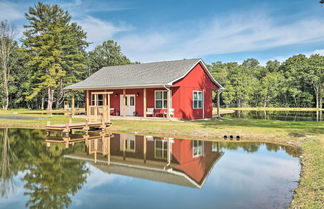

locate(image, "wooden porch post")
(143, 136), (147, 163)
(94, 138), (98, 163)
(167, 88), (171, 119)
(86, 90), (90, 117)
(123, 89), (126, 118)
(217, 90), (220, 118)
(167, 138), (172, 165)
(143, 88), (147, 118)
(122, 134), (126, 160)
(107, 94), (111, 123)
(103, 94), (107, 123)
(71, 92), (75, 116)
(107, 135), (111, 165)
(94, 93), (98, 121)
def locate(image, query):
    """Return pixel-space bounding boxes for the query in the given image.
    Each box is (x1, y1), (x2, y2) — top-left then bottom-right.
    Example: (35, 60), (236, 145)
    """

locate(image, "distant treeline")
(209, 56), (323, 108)
(0, 2), (323, 110)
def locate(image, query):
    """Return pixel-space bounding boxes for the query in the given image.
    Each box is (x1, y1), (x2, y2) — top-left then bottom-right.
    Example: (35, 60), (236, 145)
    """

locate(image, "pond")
(223, 110), (323, 121)
(0, 129), (301, 209)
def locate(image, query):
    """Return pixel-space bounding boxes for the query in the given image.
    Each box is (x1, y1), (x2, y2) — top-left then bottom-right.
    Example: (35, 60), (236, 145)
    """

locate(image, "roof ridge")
(101, 58), (201, 69)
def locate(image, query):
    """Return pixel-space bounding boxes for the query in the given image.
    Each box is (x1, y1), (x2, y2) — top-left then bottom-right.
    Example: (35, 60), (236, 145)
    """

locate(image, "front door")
(120, 95), (136, 116)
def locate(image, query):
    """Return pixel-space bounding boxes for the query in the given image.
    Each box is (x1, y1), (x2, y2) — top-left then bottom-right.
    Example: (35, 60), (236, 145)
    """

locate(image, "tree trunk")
(2, 62), (9, 110)
(41, 95), (45, 110)
(47, 88), (54, 110)
(314, 84), (320, 109)
(316, 92), (319, 109)
(0, 22), (15, 110)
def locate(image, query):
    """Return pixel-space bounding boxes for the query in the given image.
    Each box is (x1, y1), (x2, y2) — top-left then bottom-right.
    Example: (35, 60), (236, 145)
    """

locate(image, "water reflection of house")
(64, 133), (223, 188)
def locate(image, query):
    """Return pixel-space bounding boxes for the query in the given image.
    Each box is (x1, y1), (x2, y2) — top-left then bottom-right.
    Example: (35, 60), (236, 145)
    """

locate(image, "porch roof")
(65, 58), (223, 90)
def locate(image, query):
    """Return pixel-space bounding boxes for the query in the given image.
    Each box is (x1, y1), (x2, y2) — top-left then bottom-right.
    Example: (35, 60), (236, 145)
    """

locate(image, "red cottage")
(65, 58), (223, 120)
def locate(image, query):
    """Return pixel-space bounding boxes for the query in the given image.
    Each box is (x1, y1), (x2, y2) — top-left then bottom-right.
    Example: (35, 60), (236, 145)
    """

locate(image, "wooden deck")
(46, 121), (112, 133)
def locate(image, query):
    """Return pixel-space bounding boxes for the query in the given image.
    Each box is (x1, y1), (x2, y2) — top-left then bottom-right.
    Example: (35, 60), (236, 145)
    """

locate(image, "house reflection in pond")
(64, 133), (223, 188)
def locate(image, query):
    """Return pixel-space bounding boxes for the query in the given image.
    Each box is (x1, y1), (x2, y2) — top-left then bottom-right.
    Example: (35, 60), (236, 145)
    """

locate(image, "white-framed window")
(91, 94), (104, 106)
(193, 91), (203, 109)
(155, 90), (168, 109)
(193, 140), (203, 157)
(154, 140), (168, 159)
(120, 136), (136, 152)
(125, 139), (135, 152)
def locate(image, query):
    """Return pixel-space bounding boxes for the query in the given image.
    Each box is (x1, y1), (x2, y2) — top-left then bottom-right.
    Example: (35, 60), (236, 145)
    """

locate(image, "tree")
(22, 2), (88, 110)
(259, 72), (284, 107)
(280, 54), (312, 107)
(307, 54), (324, 108)
(242, 58), (259, 68)
(88, 40), (131, 74)
(0, 20), (16, 110)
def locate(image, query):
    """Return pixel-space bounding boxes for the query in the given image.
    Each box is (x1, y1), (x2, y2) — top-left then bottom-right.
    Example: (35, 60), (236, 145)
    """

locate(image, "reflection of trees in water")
(23, 142), (89, 209)
(0, 128), (89, 209)
(0, 128), (17, 197)
(220, 141), (301, 157)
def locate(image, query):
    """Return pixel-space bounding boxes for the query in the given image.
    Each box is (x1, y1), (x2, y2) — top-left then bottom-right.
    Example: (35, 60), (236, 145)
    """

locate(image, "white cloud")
(77, 16), (131, 45)
(117, 12), (324, 62)
(61, 0), (133, 14)
(0, 1), (24, 21)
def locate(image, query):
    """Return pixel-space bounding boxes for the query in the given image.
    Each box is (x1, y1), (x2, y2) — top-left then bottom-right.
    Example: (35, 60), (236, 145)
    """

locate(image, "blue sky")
(1, 0), (324, 64)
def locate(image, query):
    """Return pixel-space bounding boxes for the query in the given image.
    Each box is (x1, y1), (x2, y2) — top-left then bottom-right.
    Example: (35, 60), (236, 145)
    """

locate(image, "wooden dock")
(46, 120), (112, 133)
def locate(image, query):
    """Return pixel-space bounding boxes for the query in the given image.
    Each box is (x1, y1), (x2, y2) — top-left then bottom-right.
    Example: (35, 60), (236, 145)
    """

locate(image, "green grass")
(0, 108), (323, 208)
(0, 109), (85, 128)
(290, 139), (324, 209)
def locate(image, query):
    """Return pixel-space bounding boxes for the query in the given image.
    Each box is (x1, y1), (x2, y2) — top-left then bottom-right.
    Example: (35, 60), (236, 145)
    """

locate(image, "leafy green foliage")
(88, 40), (131, 74)
(0, 128), (89, 209)
(210, 55), (324, 108)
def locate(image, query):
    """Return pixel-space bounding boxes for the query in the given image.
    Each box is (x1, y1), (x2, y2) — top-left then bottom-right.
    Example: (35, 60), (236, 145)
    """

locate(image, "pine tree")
(22, 2), (88, 110)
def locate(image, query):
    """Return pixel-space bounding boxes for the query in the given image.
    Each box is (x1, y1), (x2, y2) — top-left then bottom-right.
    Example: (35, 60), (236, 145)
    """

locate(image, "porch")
(84, 88), (174, 121)
(73, 114), (180, 121)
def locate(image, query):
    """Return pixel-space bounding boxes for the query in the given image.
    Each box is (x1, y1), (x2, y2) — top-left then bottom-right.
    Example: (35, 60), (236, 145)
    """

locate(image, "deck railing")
(88, 105), (111, 122)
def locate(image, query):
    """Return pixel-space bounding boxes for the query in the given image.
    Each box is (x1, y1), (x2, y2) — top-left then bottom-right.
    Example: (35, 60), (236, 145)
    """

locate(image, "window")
(193, 140), (203, 157)
(193, 91), (203, 109)
(130, 96), (135, 106)
(125, 139), (135, 152)
(91, 94), (104, 106)
(155, 140), (168, 159)
(97, 94), (103, 106)
(120, 135), (136, 152)
(155, 90), (168, 109)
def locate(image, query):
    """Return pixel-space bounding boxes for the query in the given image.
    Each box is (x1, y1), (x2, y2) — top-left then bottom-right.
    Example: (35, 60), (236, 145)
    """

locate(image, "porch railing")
(88, 105), (111, 122)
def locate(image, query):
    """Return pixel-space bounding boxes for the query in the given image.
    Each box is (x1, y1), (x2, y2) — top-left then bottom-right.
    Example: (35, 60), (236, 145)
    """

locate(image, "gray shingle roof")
(65, 58), (223, 90)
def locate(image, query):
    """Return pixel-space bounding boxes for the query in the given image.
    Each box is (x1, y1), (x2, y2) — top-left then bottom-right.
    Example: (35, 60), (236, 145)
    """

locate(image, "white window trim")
(154, 139), (168, 159)
(91, 94), (104, 106)
(192, 140), (204, 158)
(154, 90), (172, 109)
(193, 91), (203, 109)
(120, 137), (136, 152)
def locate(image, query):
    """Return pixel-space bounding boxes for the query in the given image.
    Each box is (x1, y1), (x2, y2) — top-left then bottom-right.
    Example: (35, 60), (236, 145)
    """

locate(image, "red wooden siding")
(108, 134), (220, 184)
(172, 63), (219, 120)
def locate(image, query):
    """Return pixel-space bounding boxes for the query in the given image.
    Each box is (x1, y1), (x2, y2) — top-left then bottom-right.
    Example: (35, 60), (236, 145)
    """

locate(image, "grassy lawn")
(0, 108), (323, 208)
